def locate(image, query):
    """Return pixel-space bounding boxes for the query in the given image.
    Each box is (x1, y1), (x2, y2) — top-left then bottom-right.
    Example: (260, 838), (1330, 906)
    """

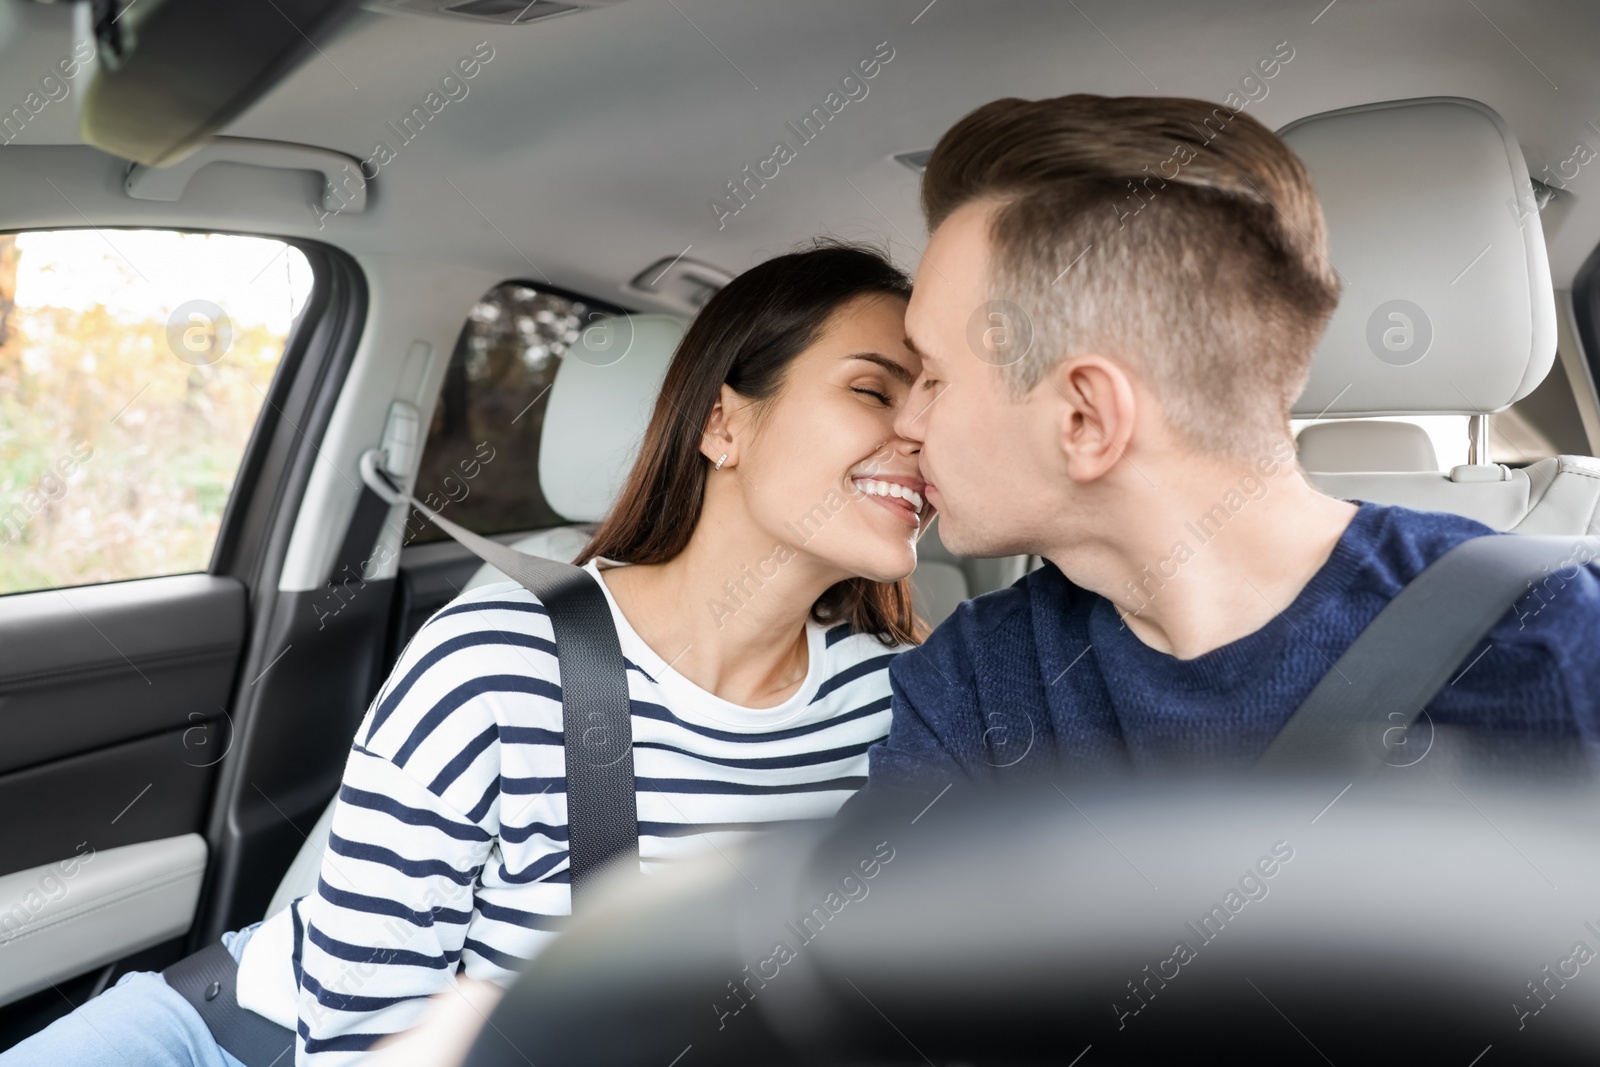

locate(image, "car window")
(0, 229), (313, 597)
(1294, 393), (1584, 471)
(407, 281), (619, 544)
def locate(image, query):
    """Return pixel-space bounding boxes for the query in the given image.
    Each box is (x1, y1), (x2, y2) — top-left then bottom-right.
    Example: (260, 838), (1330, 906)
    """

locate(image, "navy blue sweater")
(854, 501), (1600, 804)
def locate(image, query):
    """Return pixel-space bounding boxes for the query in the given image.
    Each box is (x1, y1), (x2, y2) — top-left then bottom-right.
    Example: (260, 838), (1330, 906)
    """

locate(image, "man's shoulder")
(1346, 501), (1503, 596)
(1350, 501), (1600, 637)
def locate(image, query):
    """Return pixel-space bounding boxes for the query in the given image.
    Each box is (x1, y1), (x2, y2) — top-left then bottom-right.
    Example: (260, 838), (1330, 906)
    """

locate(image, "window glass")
(1293, 406), (1580, 471)
(0, 229), (313, 596)
(408, 282), (613, 544)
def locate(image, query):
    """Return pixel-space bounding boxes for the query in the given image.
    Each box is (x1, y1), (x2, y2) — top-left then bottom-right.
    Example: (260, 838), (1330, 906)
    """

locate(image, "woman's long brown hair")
(574, 241), (925, 646)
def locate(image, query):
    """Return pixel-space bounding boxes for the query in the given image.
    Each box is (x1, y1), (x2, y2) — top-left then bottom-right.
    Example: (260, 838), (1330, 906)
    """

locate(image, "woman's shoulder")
(421, 577), (557, 637)
(403, 577), (566, 684)
(396, 579), (563, 676)
(406, 574), (558, 640)
(359, 580), (564, 756)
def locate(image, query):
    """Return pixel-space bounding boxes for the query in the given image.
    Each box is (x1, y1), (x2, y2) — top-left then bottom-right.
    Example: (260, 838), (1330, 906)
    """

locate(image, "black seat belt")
(162, 464), (638, 1067)
(369, 468), (641, 894)
(1255, 533), (1599, 777)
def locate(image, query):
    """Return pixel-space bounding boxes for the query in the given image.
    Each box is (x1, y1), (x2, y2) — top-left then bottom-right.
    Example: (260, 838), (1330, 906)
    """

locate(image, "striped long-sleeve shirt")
(233, 559), (903, 1066)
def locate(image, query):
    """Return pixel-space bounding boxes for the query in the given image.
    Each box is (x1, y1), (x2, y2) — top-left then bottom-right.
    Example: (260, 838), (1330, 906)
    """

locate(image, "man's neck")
(1047, 466), (1359, 660)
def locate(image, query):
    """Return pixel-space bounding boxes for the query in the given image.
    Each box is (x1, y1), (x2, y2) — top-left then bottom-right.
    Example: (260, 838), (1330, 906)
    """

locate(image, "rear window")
(1294, 377), (1588, 472)
(407, 281), (624, 544)
(1291, 416), (1474, 469)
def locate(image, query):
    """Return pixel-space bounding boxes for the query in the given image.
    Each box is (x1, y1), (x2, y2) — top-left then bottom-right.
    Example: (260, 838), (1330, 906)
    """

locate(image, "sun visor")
(78, 0), (364, 167)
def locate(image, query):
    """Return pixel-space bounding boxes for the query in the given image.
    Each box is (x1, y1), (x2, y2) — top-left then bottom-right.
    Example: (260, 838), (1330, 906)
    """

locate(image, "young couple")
(14, 93), (1600, 1067)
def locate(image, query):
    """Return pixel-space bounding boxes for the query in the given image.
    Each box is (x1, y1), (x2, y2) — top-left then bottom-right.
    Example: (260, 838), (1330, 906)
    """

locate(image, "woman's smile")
(851, 474), (928, 527)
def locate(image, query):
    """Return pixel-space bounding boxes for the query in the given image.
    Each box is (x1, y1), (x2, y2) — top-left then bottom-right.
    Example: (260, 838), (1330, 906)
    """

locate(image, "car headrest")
(1279, 97), (1556, 418)
(538, 314), (689, 522)
(1295, 419), (1439, 473)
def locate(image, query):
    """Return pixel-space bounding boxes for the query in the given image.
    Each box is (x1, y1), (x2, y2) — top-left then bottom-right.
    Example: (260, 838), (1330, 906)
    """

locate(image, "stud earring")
(714, 453), (728, 470)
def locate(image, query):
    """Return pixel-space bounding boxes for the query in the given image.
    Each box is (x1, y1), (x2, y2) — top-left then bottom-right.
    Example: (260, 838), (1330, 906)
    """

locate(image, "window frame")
(195, 234), (369, 944)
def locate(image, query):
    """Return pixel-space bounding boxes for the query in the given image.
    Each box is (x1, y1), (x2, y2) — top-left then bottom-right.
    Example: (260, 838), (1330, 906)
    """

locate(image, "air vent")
(360, 0), (622, 24)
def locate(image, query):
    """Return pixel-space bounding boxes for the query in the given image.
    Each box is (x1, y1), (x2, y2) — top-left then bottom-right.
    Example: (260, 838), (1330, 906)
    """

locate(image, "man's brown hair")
(921, 93), (1341, 459)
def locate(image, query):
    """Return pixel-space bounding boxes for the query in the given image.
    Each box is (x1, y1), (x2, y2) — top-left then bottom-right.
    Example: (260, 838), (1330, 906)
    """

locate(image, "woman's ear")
(699, 383), (743, 467)
(1052, 355), (1138, 483)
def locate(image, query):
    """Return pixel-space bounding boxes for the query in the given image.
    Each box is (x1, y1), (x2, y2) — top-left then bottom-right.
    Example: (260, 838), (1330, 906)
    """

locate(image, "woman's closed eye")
(852, 385), (893, 406)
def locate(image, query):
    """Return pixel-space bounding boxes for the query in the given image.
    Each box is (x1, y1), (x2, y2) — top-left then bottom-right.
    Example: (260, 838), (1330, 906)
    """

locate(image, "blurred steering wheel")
(463, 772), (1600, 1066)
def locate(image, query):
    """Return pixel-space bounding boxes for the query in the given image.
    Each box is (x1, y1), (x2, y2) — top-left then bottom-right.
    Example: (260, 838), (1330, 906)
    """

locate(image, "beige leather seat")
(1280, 97), (1600, 534)
(462, 313), (689, 581)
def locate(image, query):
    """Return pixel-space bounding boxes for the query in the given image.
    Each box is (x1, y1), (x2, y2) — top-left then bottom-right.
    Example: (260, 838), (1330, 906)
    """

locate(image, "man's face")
(896, 201), (1066, 558)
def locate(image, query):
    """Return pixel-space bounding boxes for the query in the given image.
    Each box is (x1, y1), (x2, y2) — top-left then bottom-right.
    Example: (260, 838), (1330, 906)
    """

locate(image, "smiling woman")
(579, 239), (931, 650)
(254, 240), (935, 1062)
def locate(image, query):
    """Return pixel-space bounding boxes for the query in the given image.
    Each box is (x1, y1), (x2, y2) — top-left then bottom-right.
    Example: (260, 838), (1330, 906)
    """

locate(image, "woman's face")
(721, 293), (932, 585)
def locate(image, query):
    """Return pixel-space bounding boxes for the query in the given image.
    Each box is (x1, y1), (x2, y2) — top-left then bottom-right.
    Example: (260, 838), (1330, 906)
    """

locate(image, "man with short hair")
(854, 94), (1600, 799)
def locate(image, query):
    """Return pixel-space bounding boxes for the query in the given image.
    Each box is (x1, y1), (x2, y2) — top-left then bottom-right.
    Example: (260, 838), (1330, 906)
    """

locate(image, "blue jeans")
(0, 923), (261, 1067)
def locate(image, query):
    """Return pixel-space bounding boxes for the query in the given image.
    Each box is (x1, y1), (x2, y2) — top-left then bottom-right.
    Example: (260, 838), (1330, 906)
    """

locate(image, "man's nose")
(895, 378), (931, 445)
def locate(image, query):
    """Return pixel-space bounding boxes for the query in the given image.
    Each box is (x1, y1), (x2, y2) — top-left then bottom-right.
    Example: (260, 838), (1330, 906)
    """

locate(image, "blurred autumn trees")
(0, 231), (305, 595)
(407, 283), (585, 542)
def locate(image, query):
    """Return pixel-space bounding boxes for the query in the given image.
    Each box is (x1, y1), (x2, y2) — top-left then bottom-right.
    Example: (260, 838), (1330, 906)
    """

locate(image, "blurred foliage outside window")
(407, 283), (594, 544)
(0, 229), (312, 596)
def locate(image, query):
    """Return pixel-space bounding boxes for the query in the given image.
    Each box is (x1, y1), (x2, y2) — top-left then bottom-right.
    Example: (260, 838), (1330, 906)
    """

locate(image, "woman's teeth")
(853, 478), (924, 513)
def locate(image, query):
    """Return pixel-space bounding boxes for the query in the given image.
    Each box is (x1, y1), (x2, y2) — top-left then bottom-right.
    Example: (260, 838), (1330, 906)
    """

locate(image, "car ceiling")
(1, 0), (1598, 302)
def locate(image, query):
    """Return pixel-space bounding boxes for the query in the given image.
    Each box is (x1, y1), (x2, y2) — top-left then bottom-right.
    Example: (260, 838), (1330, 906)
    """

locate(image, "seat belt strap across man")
(1255, 533), (1599, 776)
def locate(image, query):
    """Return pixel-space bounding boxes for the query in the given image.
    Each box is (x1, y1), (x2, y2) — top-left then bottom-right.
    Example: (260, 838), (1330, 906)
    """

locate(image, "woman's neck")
(596, 520), (840, 708)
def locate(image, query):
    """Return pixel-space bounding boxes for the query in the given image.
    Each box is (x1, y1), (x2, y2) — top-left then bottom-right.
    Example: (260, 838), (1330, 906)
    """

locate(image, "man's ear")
(699, 383), (744, 466)
(1051, 355), (1138, 483)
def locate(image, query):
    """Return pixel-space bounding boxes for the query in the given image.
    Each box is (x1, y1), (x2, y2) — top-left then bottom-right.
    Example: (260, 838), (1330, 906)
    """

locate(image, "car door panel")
(0, 209), (366, 1043)
(0, 574), (245, 779)
(208, 580), (395, 935)
(0, 727), (219, 882)
(0, 834), (207, 1009)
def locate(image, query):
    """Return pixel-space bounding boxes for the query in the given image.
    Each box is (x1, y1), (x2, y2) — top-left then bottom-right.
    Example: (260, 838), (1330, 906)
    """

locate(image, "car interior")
(1, 0), (1599, 1056)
